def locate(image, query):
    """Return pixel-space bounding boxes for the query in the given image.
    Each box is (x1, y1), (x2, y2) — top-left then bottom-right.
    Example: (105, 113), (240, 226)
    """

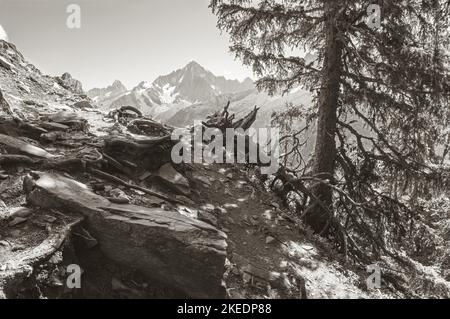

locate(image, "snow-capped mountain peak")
(89, 61), (255, 115)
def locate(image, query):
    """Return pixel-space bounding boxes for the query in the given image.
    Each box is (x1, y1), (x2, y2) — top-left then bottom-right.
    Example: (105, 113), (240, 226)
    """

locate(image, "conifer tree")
(211, 0), (450, 261)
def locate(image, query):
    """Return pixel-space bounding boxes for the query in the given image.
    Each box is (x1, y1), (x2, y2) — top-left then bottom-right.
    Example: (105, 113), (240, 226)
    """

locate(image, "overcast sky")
(0, 0), (253, 90)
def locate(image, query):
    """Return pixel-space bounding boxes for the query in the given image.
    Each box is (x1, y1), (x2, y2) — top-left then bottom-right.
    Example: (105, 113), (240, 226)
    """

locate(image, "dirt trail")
(185, 163), (376, 299)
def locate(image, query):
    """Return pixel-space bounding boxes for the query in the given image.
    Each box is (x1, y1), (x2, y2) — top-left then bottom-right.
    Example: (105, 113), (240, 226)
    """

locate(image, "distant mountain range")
(0, 25), (318, 134)
(88, 61), (254, 115)
(0, 36), (313, 130)
(88, 61), (312, 128)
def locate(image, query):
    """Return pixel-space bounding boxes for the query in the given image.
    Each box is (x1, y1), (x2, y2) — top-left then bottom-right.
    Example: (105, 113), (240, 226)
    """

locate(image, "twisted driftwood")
(203, 101), (259, 132)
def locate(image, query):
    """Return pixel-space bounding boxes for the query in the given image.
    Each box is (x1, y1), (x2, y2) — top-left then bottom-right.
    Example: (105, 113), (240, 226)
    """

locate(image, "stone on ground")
(25, 172), (228, 298)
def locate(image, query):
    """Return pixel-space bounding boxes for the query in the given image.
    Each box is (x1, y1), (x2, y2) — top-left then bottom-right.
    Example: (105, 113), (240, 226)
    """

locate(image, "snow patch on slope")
(160, 84), (178, 104)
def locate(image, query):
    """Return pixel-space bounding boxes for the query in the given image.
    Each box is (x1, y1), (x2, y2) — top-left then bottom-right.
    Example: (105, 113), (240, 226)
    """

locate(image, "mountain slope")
(2, 38), (446, 300)
(0, 39), (393, 300)
(0, 40), (89, 119)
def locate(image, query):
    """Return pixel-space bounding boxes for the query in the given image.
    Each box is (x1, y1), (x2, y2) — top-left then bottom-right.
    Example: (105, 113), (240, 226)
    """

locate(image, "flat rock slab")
(0, 134), (54, 159)
(158, 163), (190, 188)
(154, 163), (191, 195)
(26, 172), (227, 298)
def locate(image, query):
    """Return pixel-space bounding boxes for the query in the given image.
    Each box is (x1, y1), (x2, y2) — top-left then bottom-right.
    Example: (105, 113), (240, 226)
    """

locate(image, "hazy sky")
(0, 0), (253, 90)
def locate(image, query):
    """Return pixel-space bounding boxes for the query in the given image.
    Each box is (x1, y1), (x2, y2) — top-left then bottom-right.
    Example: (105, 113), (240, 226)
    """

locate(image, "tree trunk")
(304, 2), (343, 234)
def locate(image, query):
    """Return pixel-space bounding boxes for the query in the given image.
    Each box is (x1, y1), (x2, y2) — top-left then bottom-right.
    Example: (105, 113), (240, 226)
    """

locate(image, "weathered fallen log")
(0, 134), (55, 159)
(107, 135), (172, 147)
(40, 111), (89, 132)
(108, 105), (143, 119)
(25, 172), (228, 298)
(107, 106), (143, 128)
(232, 106), (259, 131)
(203, 102), (259, 132)
(127, 118), (171, 137)
(0, 118), (47, 140)
(104, 136), (174, 172)
(16, 120), (48, 139)
(40, 121), (70, 132)
(0, 136), (182, 204)
(89, 168), (183, 204)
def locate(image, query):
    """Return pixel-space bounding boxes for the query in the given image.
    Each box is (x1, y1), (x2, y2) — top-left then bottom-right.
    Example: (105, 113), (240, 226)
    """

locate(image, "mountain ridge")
(87, 61), (256, 116)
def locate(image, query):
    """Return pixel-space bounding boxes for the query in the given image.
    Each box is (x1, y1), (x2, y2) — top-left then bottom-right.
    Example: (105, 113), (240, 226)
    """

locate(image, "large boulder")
(25, 172), (227, 298)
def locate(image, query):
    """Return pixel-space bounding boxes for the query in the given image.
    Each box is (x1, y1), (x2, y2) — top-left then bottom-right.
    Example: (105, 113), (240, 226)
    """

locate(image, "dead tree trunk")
(304, 2), (343, 234)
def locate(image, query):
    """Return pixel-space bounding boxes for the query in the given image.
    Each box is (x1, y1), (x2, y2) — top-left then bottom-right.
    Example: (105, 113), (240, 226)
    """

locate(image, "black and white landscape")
(0, 0), (450, 301)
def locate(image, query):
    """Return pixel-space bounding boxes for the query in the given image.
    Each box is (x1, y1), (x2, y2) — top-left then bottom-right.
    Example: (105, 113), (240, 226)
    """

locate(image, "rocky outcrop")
(0, 89), (12, 115)
(55, 72), (84, 94)
(0, 56), (13, 71)
(25, 172), (228, 298)
(0, 40), (26, 69)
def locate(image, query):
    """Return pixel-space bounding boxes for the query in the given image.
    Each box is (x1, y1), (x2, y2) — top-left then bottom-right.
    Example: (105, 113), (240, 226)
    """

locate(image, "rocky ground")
(0, 38), (392, 299)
